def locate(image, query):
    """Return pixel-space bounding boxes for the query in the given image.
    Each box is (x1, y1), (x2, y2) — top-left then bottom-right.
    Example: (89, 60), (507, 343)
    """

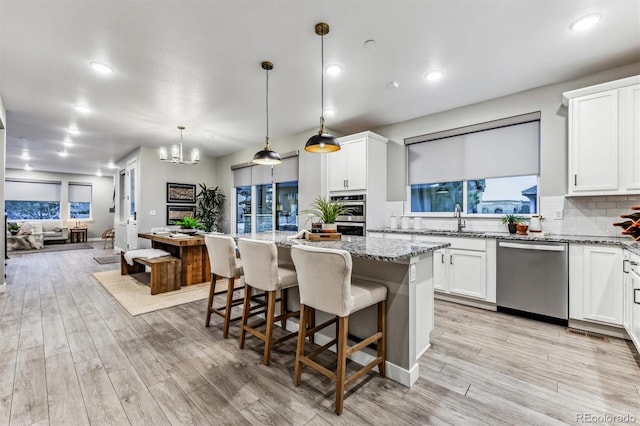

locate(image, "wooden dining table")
(138, 233), (210, 286)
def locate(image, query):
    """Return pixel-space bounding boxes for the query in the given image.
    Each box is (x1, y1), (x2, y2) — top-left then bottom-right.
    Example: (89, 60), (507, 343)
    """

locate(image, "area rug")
(8, 243), (93, 255)
(92, 269), (210, 316)
(93, 255), (120, 265)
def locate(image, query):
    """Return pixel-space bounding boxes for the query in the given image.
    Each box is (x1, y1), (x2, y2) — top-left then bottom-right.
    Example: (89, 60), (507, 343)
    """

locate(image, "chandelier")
(159, 125), (200, 165)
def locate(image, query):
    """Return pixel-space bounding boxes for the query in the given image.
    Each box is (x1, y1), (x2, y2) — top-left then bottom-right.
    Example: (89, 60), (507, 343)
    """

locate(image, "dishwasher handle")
(498, 241), (566, 252)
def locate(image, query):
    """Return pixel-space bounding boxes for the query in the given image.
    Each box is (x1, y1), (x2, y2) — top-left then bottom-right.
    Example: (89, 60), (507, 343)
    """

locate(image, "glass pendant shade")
(305, 22), (340, 154)
(252, 61), (282, 165)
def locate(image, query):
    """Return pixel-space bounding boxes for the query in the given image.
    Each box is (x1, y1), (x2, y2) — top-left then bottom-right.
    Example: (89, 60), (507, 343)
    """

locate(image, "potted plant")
(302, 196), (351, 233)
(500, 214), (523, 234)
(195, 183), (226, 232)
(174, 216), (203, 234)
(7, 222), (20, 235)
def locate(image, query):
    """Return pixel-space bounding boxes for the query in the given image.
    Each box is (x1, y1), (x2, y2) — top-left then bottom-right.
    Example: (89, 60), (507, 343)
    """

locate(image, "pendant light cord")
(320, 29), (325, 127)
(266, 65), (269, 145)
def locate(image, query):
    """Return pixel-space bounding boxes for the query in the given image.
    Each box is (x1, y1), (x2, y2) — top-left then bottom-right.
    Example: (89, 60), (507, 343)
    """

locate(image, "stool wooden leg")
(378, 300), (387, 378)
(239, 284), (252, 349)
(222, 277), (236, 338)
(205, 274), (218, 327)
(263, 290), (276, 365)
(308, 307), (315, 344)
(280, 288), (288, 329)
(335, 316), (349, 415)
(294, 304), (307, 386)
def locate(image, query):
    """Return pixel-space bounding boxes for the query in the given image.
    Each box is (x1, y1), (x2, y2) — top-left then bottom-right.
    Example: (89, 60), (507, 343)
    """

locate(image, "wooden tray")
(305, 232), (342, 241)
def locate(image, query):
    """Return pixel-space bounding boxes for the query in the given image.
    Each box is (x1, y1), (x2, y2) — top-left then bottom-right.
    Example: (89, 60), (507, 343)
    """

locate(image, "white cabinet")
(327, 131), (387, 193)
(569, 244), (623, 326)
(563, 76), (640, 196)
(415, 235), (495, 304)
(624, 251), (640, 353)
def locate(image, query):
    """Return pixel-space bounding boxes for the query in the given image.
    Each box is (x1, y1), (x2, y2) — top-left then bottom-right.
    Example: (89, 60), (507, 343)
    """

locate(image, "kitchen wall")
(4, 168), (114, 239)
(1, 92), (6, 289)
(372, 61), (640, 236)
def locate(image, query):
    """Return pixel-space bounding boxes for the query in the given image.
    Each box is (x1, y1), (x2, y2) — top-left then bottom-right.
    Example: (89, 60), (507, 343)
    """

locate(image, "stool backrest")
(205, 234), (241, 278)
(237, 238), (279, 291)
(291, 245), (353, 317)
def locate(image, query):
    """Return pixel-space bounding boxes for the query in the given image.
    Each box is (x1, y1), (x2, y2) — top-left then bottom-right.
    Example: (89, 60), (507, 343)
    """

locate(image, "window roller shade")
(232, 154), (299, 187)
(5, 180), (61, 202)
(233, 166), (252, 187)
(69, 183), (92, 203)
(274, 156), (299, 183)
(408, 120), (539, 185)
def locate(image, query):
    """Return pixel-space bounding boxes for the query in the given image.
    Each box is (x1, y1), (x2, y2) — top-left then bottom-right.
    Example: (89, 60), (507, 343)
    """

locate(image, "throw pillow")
(53, 227), (62, 232)
(19, 222), (32, 235)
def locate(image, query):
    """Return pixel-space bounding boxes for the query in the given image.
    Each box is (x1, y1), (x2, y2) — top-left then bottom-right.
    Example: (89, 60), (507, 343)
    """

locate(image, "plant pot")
(179, 228), (198, 235)
(9, 230), (18, 236)
(516, 224), (529, 235)
(321, 223), (338, 233)
(507, 223), (517, 234)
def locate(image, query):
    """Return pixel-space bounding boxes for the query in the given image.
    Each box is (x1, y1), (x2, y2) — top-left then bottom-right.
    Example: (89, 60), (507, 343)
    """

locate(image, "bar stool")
(237, 238), (300, 365)
(204, 234), (245, 338)
(290, 245), (387, 415)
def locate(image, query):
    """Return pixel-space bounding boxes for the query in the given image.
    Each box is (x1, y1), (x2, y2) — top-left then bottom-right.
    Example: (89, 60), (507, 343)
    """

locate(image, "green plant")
(7, 222), (19, 233)
(500, 214), (524, 225)
(301, 196), (351, 224)
(195, 183), (226, 232)
(174, 216), (203, 229)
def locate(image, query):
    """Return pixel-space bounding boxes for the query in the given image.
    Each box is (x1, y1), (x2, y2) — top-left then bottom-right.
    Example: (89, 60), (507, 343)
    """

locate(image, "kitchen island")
(234, 231), (449, 387)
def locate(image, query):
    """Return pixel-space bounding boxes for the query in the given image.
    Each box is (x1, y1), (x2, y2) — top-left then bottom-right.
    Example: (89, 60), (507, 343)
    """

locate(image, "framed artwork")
(167, 182), (196, 203)
(167, 205), (197, 225)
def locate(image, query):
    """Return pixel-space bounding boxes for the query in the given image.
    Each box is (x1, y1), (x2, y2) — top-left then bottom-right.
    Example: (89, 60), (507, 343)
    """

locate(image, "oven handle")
(335, 222), (364, 227)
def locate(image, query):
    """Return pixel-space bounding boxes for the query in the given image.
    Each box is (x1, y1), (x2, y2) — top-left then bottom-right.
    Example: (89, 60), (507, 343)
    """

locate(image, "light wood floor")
(1, 242), (639, 425)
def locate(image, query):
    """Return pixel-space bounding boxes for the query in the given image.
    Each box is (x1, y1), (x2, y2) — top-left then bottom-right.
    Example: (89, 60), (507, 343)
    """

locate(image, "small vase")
(507, 223), (517, 234)
(321, 223), (338, 233)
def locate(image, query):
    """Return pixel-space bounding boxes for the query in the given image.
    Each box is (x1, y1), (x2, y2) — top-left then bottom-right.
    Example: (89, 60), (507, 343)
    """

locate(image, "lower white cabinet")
(569, 244), (623, 326)
(624, 251), (640, 352)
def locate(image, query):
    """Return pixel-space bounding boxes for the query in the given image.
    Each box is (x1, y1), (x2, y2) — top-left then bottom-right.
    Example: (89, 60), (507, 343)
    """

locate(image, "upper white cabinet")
(563, 75), (640, 196)
(327, 131), (388, 193)
(569, 244), (623, 326)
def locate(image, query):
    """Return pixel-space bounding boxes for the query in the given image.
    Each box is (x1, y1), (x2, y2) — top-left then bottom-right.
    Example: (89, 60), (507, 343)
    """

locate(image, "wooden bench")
(120, 252), (182, 295)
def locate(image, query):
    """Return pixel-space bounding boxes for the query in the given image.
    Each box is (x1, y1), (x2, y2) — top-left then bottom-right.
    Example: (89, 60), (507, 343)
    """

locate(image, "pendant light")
(159, 126), (200, 165)
(252, 61), (282, 165)
(304, 22), (340, 153)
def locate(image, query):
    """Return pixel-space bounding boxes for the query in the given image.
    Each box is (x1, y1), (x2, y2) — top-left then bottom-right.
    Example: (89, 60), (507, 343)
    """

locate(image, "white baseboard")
(435, 292), (497, 311)
(568, 319), (628, 339)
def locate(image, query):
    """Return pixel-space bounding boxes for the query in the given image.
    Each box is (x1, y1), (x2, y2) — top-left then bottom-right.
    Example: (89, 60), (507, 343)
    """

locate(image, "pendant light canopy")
(304, 22), (340, 153)
(159, 125), (199, 165)
(252, 61), (282, 165)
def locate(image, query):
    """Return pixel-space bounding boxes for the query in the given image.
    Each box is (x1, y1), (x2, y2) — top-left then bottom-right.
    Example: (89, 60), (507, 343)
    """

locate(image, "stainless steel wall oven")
(330, 194), (366, 236)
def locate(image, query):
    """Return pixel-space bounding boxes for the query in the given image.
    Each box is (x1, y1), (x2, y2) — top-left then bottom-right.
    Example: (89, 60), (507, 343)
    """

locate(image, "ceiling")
(1, 0), (639, 176)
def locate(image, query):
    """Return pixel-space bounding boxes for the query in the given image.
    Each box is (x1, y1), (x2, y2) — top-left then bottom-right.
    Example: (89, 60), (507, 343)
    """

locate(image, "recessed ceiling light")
(96, 170), (103, 177)
(24, 164), (33, 171)
(107, 162), (117, 169)
(424, 70), (444, 81)
(63, 136), (73, 147)
(323, 108), (336, 117)
(386, 81), (399, 89)
(325, 64), (342, 76)
(364, 39), (376, 48)
(67, 126), (79, 135)
(570, 13), (602, 31)
(58, 150), (69, 157)
(21, 150), (30, 160)
(89, 61), (113, 74)
(75, 104), (91, 114)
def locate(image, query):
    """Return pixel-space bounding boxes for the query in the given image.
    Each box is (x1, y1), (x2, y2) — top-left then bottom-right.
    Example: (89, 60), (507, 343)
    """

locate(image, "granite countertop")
(232, 231), (450, 262)
(367, 228), (640, 255)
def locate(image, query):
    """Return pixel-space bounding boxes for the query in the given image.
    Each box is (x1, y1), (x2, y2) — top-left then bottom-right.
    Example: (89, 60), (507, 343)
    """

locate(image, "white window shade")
(274, 156), (299, 183)
(69, 183), (92, 203)
(408, 120), (540, 185)
(251, 165), (273, 186)
(5, 180), (61, 201)
(233, 166), (252, 187)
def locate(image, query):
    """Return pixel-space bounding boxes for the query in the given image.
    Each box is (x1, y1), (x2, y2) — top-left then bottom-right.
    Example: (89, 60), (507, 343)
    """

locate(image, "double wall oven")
(329, 194), (366, 236)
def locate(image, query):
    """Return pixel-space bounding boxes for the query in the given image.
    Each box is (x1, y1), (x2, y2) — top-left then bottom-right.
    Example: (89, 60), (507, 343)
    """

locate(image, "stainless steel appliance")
(497, 239), (569, 325)
(330, 194), (365, 236)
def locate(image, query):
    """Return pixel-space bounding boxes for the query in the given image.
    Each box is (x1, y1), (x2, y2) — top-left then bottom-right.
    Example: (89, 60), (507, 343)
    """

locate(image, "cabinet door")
(620, 84), (640, 191)
(582, 246), (623, 325)
(345, 138), (367, 190)
(327, 144), (348, 191)
(569, 90), (619, 193)
(631, 269), (640, 351)
(433, 249), (447, 292)
(448, 249), (487, 299)
(623, 256), (632, 334)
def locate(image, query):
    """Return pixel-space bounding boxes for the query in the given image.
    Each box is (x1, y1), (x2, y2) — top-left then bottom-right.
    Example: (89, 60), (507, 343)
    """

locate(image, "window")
(406, 113), (540, 216)
(69, 183), (92, 219)
(232, 155), (299, 234)
(5, 180), (61, 220)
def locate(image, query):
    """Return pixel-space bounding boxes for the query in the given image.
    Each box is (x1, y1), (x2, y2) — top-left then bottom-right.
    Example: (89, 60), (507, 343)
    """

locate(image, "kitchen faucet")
(454, 204), (466, 232)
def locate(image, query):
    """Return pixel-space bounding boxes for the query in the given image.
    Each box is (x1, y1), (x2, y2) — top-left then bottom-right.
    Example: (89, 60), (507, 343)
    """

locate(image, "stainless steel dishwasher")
(497, 239), (569, 325)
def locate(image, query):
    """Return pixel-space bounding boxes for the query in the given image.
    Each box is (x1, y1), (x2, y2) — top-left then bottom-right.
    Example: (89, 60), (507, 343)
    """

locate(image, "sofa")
(14, 220), (68, 244)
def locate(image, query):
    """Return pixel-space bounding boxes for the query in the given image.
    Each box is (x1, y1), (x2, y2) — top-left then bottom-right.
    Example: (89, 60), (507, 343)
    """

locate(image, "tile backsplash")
(384, 195), (640, 237)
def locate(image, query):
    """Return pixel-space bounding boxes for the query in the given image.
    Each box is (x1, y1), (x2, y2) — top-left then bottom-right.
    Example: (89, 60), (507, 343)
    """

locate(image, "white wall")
(0, 91), (6, 289)
(214, 127), (342, 232)
(5, 169), (114, 239)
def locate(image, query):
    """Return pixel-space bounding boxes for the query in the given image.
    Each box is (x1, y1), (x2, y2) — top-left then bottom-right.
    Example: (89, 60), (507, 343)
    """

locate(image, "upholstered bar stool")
(237, 238), (300, 365)
(290, 245), (387, 415)
(204, 234), (245, 338)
